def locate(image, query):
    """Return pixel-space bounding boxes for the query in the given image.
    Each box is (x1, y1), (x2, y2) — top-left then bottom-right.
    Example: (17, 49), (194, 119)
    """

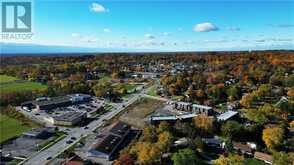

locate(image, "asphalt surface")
(23, 84), (153, 165)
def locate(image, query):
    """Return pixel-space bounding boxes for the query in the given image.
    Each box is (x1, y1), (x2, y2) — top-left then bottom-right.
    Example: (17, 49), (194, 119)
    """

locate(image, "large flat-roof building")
(87, 121), (131, 160)
(53, 111), (87, 126)
(21, 94), (92, 111)
(22, 127), (54, 139)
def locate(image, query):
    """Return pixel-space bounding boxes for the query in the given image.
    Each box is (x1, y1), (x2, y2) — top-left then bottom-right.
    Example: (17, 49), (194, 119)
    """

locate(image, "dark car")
(46, 157), (52, 160)
(84, 126), (89, 129)
(66, 140), (73, 144)
(71, 137), (77, 140)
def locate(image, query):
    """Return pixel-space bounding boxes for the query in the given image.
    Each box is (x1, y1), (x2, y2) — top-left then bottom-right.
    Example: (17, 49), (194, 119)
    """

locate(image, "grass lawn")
(113, 83), (137, 93)
(0, 81), (47, 93)
(0, 114), (32, 143)
(98, 75), (112, 84)
(245, 158), (265, 165)
(0, 75), (19, 83)
(147, 86), (157, 96)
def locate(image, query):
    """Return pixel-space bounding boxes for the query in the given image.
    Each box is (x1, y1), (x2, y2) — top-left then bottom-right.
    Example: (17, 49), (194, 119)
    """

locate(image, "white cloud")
(103, 28), (111, 33)
(144, 33), (155, 39)
(90, 3), (108, 13)
(193, 22), (218, 32)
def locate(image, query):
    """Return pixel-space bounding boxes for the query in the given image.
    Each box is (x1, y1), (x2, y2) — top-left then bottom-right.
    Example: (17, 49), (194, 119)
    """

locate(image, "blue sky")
(2, 0), (294, 52)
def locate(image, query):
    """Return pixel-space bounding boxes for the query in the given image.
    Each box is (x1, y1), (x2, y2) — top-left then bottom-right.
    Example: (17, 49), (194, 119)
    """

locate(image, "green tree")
(157, 121), (170, 134)
(221, 121), (243, 139)
(172, 148), (199, 165)
(273, 152), (294, 165)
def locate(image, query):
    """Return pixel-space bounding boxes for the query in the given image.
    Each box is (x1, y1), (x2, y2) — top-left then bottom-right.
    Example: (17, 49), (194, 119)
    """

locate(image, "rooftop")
(191, 104), (212, 110)
(254, 152), (273, 162)
(54, 111), (86, 122)
(217, 111), (238, 121)
(91, 134), (122, 155)
(109, 121), (130, 137)
(33, 96), (71, 107)
(233, 142), (253, 153)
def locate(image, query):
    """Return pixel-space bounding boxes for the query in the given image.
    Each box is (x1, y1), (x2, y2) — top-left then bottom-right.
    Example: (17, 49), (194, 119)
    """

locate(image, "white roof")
(151, 113), (198, 121)
(217, 111), (238, 121)
(176, 102), (213, 110)
(192, 104), (212, 110)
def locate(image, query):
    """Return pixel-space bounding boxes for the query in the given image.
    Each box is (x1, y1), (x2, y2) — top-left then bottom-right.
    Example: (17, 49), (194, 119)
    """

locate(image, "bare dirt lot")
(119, 97), (165, 129)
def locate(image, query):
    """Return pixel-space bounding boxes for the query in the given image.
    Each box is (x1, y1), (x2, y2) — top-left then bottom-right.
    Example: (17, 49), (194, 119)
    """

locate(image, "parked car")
(66, 140), (73, 144)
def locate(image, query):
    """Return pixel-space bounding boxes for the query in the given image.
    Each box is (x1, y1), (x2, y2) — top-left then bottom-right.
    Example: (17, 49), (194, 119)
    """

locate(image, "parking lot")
(1, 135), (54, 159)
(18, 97), (105, 126)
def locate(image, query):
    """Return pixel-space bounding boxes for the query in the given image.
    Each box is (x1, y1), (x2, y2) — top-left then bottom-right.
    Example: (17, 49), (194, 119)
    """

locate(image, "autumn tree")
(213, 154), (244, 165)
(131, 142), (161, 164)
(240, 94), (256, 108)
(113, 153), (135, 165)
(262, 127), (284, 149)
(141, 125), (157, 142)
(193, 115), (214, 135)
(157, 131), (173, 152)
(287, 86), (294, 97)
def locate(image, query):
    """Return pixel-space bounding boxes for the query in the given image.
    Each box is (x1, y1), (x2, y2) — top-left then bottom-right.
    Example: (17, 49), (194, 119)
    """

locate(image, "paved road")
(23, 84), (153, 165)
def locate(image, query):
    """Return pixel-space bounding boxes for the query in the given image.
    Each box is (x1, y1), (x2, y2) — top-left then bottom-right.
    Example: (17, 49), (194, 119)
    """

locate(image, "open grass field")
(120, 97), (165, 128)
(0, 75), (47, 93)
(112, 83), (137, 92)
(0, 114), (32, 143)
(0, 82), (48, 93)
(0, 75), (19, 83)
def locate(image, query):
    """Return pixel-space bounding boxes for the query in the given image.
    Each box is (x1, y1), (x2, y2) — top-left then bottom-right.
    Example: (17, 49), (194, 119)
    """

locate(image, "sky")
(1, 0), (294, 53)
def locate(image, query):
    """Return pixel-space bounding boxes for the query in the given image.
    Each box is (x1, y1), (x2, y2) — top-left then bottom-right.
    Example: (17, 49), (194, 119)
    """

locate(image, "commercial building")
(21, 94), (92, 111)
(53, 111), (87, 126)
(87, 121), (131, 160)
